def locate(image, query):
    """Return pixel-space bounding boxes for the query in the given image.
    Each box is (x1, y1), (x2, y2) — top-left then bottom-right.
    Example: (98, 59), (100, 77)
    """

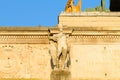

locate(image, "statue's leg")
(52, 53), (57, 70)
(65, 52), (70, 70)
(62, 47), (68, 70)
(57, 47), (62, 69)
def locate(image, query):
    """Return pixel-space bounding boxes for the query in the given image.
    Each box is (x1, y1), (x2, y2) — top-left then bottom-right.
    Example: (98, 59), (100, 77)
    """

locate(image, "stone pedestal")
(50, 70), (71, 80)
(59, 12), (120, 29)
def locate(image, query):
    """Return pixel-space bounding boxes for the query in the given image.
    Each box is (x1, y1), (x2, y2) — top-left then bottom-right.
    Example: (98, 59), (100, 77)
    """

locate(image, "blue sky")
(0, 0), (110, 26)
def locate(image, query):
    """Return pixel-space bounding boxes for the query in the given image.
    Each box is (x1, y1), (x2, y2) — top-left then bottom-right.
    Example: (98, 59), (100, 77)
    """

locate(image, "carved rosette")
(0, 45), (21, 78)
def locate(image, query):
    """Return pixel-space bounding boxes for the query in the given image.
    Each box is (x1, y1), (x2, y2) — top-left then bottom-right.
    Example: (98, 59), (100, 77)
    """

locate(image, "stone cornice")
(72, 30), (120, 36)
(0, 32), (49, 36)
(0, 35), (49, 44)
(0, 27), (120, 44)
(60, 12), (120, 17)
(0, 27), (49, 31)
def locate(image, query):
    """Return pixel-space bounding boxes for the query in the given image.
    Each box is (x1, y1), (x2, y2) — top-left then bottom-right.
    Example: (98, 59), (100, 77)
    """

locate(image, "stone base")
(59, 12), (120, 30)
(50, 70), (71, 80)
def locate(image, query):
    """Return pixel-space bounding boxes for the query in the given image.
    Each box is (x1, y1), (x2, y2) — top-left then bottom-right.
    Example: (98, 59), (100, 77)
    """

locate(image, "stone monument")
(49, 24), (71, 80)
(49, 24), (70, 70)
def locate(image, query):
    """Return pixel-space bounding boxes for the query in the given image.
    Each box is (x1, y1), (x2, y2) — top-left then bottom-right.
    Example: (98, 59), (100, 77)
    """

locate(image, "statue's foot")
(63, 66), (69, 71)
(54, 67), (58, 71)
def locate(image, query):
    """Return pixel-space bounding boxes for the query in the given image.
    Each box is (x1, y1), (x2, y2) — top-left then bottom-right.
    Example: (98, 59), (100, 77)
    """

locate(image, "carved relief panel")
(0, 44), (51, 79)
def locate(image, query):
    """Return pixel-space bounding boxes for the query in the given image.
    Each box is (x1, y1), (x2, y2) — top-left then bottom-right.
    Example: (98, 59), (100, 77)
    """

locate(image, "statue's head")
(58, 23), (63, 32)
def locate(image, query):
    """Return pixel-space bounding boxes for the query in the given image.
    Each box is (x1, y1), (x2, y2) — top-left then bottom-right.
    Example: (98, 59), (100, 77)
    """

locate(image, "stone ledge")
(59, 16), (120, 28)
(0, 78), (43, 80)
(60, 12), (120, 17)
(59, 12), (120, 29)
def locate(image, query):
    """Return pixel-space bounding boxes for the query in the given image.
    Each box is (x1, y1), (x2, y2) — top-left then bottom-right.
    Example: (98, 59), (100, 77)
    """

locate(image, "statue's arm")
(48, 36), (57, 41)
(66, 35), (69, 38)
(48, 36), (53, 40)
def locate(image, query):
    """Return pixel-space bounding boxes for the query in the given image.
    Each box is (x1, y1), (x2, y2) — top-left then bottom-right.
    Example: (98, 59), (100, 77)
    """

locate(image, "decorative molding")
(0, 35), (49, 43)
(0, 27), (120, 43)
(60, 12), (120, 17)
(72, 31), (120, 36)
(69, 35), (120, 40)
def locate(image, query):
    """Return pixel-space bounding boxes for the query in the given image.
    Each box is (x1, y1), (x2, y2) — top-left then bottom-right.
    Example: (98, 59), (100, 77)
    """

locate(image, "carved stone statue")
(65, 0), (81, 12)
(49, 24), (70, 70)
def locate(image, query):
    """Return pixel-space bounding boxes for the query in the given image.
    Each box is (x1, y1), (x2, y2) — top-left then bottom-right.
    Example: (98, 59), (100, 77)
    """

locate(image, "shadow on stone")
(50, 70), (71, 80)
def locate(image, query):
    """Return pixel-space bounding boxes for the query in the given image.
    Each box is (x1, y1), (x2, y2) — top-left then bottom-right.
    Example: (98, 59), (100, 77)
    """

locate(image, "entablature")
(0, 27), (120, 44)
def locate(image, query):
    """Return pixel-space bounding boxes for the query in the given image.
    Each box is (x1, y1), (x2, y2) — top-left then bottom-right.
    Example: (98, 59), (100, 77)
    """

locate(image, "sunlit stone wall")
(70, 44), (120, 80)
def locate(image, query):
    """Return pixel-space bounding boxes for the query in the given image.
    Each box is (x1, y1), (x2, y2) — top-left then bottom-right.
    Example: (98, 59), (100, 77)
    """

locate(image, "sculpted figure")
(49, 40), (57, 70)
(65, 0), (81, 12)
(49, 24), (70, 70)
